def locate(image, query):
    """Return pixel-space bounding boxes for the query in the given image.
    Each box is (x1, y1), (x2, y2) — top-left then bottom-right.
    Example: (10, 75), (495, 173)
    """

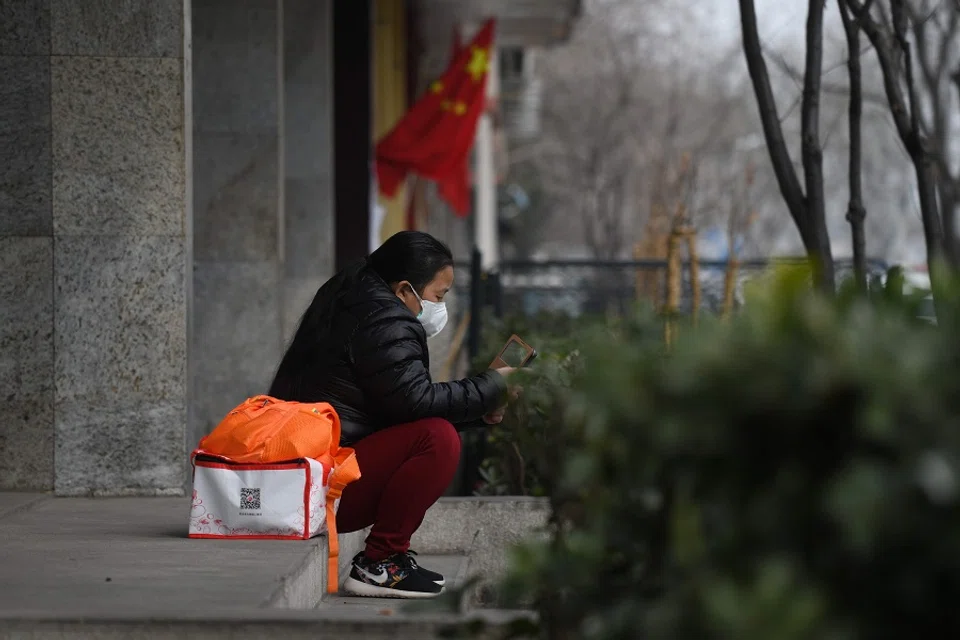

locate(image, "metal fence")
(459, 253), (890, 358)
(449, 252), (890, 496)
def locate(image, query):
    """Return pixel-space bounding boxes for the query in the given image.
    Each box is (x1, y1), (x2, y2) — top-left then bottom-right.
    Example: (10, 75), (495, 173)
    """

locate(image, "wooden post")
(633, 242), (644, 303)
(664, 229), (683, 347)
(684, 228), (701, 326)
(637, 204), (669, 309)
(439, 311), (471, 382)
(722, 258), (740, 318)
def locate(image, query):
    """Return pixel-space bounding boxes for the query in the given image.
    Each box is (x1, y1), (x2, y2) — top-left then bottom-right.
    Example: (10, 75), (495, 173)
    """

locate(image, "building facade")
(0, 0), (578, 495)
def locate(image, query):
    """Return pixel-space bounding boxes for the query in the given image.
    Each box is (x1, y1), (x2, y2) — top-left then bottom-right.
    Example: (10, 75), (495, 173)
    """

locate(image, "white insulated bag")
(187, 396), (360, 593)
(189, 452), (332, 539)
(186, 396), (361, 593)
(188, 449), (359, 593)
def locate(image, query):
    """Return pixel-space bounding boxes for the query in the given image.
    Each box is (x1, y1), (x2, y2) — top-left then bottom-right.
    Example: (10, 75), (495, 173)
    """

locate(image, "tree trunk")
(940, 179), (959, 267)
(848, 205), (868, 289)
(739, 0), (834, 290)
(800, 0), (834, 291)
(893, 0), (946, 271)
(913, 150), (947, 273)
(840, 1), (867, 290)
(942, 64), (960, 265)
(946, 195), (959, 271)
(848, 0), (947, 286)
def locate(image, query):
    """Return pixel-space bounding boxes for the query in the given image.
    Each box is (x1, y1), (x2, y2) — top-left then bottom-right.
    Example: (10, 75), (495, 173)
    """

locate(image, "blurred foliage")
(470, 312), (583, 497)
(470, 309), (663, 497)
(471, 265), (937, 499)
(476, 264), (960, 639)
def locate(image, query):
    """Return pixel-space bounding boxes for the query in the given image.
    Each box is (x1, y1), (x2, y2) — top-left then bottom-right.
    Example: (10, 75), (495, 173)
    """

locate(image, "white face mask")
(411, 286), (448, 338)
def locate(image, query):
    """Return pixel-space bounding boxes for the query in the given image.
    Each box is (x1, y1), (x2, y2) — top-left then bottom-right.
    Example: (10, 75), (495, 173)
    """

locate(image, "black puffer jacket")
(279, 267), (506, 446)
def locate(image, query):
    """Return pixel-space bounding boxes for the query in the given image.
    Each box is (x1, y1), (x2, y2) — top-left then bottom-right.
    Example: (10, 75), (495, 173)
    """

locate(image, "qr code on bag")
(240, 488), (261, 510)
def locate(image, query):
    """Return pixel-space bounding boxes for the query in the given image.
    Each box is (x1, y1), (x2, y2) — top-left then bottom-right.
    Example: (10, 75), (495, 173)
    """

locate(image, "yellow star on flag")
(453, 102), (467, 115)
(431, 81), (444, 94)
(466, 46), (488, 82)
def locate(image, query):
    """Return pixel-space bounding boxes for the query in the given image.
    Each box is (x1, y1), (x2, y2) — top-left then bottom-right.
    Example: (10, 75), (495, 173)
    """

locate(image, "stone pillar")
(281, 0), (335, 342)
(189, 0), (338, 454)
(0, 2), (54, 491)
(51, 0), (189, 496)
(189, 0), (283, 451)
(0, 0), (189, 494)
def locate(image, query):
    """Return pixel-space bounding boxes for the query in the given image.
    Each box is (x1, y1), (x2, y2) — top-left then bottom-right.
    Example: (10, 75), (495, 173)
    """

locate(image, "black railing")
(452, 252), (890, 496)
(461, 254), (889, 360)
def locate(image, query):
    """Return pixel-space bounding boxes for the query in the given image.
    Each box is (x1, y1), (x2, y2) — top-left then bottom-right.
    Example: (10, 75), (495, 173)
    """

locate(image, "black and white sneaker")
(405, 550), (445, 586)
(342, 552), (443, 599)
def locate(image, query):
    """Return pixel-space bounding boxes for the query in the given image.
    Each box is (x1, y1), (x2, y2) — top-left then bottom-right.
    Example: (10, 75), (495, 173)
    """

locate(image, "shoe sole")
(342, 576), (444, 599)
(416, 570), (443, 586)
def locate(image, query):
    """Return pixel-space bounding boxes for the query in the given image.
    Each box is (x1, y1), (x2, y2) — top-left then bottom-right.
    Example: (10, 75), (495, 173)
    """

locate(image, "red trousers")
(336, 418), (461, 561)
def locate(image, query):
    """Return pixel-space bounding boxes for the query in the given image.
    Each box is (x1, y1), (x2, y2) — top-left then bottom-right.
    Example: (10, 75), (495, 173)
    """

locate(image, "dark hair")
(368, 230), (454, 294)
(268, 231), (453, 399)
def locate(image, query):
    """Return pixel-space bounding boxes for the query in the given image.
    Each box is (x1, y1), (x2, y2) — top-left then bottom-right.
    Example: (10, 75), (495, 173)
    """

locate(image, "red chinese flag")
(449, 23), (462, 63)
(376, 19), (495, 216)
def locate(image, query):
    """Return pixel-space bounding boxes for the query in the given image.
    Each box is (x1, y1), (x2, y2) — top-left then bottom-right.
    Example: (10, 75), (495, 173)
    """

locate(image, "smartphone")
(490, 334), (538, 369)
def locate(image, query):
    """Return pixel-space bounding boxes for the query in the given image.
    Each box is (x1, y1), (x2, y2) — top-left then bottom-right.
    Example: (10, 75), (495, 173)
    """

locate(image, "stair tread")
(321, 554), (470, 614)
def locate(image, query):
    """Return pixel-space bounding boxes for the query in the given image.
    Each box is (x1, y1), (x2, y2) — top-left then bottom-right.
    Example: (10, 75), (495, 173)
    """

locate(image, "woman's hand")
(482, 406), (506, 425)
(482, 385), (522, 425)
(480, 369), (513, 424)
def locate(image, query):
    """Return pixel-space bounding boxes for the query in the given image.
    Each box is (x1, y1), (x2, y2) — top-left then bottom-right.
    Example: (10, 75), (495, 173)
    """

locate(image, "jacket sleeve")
(349, 306), (506, 425)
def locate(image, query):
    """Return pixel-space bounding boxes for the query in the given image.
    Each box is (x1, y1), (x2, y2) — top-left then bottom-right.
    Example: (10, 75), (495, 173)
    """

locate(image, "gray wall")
(281, 0), (335, 345)
(0, 0), (336, 493)
(190, 0), (283, 451)
(188, 0), (334, 453)
(0, 0), (188, 494)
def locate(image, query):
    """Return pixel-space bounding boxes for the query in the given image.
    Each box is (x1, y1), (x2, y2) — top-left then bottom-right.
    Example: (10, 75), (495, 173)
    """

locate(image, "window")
(499, 48), (525, 81)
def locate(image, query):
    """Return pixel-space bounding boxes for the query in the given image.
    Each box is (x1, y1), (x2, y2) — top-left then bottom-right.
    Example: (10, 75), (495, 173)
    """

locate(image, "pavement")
(0, 493), (369, 616)
(0, 493), (539, 638)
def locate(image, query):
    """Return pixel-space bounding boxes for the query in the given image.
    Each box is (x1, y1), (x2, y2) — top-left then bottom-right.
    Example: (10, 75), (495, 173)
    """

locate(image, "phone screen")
(500, 340), (532, 368)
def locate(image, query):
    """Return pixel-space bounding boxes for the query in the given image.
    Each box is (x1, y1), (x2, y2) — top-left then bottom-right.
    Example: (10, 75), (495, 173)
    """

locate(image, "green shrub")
(498, 268), (960, 639)
(470, 312), (584, 497)
(471, 309), (664, 497)
(473, 348), (579, 497)
(471, 266), (937, 499)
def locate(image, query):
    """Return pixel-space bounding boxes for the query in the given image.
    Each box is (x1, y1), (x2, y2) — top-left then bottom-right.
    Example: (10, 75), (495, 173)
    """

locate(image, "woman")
(269, 231), (511, 599)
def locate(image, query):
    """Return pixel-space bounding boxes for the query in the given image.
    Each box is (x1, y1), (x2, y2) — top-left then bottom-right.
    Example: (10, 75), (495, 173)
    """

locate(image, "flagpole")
(473, 23), (499, 273)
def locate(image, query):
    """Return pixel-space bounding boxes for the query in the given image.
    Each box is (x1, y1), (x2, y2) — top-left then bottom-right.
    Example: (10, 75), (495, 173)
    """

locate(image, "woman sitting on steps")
(269, 230), (514, 599)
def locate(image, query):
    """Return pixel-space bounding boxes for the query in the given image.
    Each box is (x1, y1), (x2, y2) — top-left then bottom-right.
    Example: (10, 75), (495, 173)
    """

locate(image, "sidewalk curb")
(263, 528), (368, 608)
(0, 609), (536, 639)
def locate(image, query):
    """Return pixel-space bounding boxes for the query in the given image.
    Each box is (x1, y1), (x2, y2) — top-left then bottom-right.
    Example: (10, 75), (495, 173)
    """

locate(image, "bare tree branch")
(847, 2), (915, 141)
(739, 1), (807, 228)
(840, 0), (868, 288)
(768, 48), (890, 107)
(739, 0), (835, 287)
(846, 0), (948, 271)
(800, 0), (834, 288)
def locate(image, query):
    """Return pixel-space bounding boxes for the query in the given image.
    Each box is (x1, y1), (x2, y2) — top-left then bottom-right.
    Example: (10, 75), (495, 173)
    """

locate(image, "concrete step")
(0, 494), (366, 616)
(412, 497), (549, 608)
(0, 608), (537, 639)
(322, 554), (471, 615)
(0, 494), (543, 639)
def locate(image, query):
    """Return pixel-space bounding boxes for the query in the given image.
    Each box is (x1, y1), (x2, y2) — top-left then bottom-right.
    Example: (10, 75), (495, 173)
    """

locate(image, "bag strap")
(248, 395), (274, 407)
(322, 449), (361, 593)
